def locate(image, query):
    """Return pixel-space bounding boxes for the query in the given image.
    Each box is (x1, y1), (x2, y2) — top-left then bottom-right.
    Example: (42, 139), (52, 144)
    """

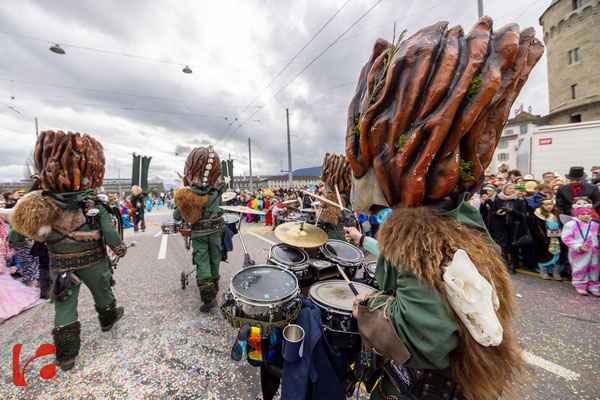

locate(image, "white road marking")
(247, 231), (277, 246)
(522, 351), (580, 380)
(157, 234), (168, 259)
(153, 230), (162, 237)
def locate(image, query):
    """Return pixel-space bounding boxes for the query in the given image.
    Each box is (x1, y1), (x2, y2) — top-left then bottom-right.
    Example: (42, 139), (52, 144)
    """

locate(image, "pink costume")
(0, 220), (40, 322)
(561, 219), (600, 293)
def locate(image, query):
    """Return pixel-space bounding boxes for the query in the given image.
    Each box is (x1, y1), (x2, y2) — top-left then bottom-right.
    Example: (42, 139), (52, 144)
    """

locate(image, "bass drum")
(226, 265), (301, 323)
(308, 280), (376, 349)
(318, 240), (364, 278)
(268, 244), (313, 287)
(363, 261), (379, 289)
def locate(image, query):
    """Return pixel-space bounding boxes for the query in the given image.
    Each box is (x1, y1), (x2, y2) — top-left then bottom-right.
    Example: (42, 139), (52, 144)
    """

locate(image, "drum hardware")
(309, 259), (338, 281)
(161, 220), (182, 234)
(363, 261), (379, 289)
(318, 240), (365, 279)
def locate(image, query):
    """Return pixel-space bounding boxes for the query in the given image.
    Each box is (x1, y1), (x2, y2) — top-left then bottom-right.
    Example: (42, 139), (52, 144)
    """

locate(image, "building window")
(573, 0), (583, 10)
(518, 138), (524, 148)
(570, 114), (582, 123)
(569, 48), (580, 64)
(519, 125), (527, 134)
(498, 153), (509, 161)
(497, 141), (508, 149)
(572, 84), (578, 99)
(504, 129), (514, 136)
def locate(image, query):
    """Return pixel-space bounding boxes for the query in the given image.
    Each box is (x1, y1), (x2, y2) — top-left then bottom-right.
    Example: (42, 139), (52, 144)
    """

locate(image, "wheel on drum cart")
(181, 271), (187, 289)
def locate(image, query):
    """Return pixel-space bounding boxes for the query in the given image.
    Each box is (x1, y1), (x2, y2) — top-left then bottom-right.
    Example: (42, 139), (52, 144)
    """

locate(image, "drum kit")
(221, 215), (379, 354)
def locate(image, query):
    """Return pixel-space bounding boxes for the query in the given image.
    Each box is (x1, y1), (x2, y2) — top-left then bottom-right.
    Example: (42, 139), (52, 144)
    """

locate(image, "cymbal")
(274, 221), (328, 248)
(222, 192), (236, 202)
(219, 205), (266, 215)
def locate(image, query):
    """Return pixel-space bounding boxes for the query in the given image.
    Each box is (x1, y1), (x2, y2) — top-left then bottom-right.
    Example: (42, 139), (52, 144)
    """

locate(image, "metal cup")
(282, 324), (305, 363)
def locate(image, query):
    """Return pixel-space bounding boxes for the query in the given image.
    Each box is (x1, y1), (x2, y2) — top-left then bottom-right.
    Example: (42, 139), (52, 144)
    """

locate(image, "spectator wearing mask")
(488, 183), (528, 274)
(556, 167), (600, 215)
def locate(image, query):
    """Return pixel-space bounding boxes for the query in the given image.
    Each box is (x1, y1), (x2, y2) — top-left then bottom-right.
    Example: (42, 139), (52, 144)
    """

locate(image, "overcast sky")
(0, 0), (551, 183)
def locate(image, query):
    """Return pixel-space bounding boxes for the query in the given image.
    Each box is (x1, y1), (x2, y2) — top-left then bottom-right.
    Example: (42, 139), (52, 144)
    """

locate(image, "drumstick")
(334, 186), (344, 209)
(300, 189), (351, 212)
(337, 265), (359, 296)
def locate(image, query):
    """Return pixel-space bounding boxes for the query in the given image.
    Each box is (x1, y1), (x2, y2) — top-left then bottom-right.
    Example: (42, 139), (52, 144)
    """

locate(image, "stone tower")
(539, 0), (600, 124)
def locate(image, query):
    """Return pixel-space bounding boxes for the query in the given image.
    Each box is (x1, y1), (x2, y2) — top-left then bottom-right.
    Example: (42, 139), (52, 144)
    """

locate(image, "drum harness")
(219, 299), (302, 336)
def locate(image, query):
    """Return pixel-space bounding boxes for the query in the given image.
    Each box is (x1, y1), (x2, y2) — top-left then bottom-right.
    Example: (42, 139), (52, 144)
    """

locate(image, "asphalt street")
(1, 209), (599, 399)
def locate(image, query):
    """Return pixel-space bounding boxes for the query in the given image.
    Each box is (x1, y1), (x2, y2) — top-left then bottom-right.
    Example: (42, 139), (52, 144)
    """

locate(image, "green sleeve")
(7, 229), (26, 247)
(371, 268), (458, 370)
(173, 207), (181, 221)
(98, 205), (123, 248)
(363, 236), (379, 256)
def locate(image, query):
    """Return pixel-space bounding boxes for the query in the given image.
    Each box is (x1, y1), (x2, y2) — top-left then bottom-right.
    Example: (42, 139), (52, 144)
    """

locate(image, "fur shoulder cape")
(376, 206), (524, 400)
(10, 191), (101, 242)
(320, 191), (346, 226)
(173, 187), (208, 224)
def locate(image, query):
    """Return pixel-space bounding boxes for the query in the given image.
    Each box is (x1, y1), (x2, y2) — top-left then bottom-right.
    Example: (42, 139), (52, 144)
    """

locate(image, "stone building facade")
(539, 0), (600, 124)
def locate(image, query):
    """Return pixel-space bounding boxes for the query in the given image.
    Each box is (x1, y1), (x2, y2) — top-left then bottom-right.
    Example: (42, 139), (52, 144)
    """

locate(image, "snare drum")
(224, 265), (301, 323)
(309, 280), (376, 348)
(363, 261), (379, 289)
(318, 240), (365, 278)
(161, 219), (181, 234)
(222, 213), (240, 234)
(268, 244), (313, 285)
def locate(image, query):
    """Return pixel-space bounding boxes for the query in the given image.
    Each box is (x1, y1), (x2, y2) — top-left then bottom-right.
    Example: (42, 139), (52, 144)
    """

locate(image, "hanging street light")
(182, 65), (192, 74)
(49, 44), (65, 54)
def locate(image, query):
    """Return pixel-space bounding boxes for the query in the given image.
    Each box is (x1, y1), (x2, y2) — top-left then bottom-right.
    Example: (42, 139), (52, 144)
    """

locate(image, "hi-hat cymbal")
(219, 205), (266, 215)
(274, 221), (328, 248)
(222, 192), (236, 202)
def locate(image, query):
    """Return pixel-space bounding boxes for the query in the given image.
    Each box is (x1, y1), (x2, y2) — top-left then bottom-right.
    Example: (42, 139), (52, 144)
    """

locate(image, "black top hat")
(565, 166), (586, 180)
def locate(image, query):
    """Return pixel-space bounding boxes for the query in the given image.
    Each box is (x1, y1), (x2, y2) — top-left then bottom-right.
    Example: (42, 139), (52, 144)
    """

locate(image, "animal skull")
(443, 249), (503, 346)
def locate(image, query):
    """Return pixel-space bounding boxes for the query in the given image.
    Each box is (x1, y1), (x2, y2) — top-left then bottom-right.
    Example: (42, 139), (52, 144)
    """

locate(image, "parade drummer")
(319, 152), (355, 240)
(7, 130), (127, 371)
(338, 17), (544, 400)
(173, 146), (226, 312)
(130, 185), (146, 232)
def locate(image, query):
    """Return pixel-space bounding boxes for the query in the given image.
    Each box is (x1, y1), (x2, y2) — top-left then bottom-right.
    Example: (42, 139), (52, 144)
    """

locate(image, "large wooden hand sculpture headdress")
(346, 17), (544, 213)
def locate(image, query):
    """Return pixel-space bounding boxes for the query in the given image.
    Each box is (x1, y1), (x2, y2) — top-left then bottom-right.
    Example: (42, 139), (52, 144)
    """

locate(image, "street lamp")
(182, 65), (192, 74)
(49, 44), (65, 54)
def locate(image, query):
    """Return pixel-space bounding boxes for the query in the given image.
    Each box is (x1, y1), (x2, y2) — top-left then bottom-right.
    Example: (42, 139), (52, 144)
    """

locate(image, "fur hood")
(173, 187), (208, 224)
(376, 206), (524, 400)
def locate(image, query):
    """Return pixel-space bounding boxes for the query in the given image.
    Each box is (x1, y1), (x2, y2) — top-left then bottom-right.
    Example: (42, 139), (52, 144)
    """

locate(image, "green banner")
(131, 155), (141, 187)
(141, 156), (152, 192)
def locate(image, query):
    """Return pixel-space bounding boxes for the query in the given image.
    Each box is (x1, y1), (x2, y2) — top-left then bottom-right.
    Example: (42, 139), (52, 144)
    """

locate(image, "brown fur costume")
(173, 187), (208, 224)
(34, 130), (105, 193)
(10, 191), (59, 241)
(376, 207), (524, 400)
(10, 191), (102, 242)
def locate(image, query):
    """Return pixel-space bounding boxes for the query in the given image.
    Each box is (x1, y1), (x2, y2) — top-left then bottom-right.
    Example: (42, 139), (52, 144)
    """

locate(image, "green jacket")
(173, 186), (223, 239)
(367, 198), (493, 399)
(131, 194), (146, 216)
(7, 190), (122, 251)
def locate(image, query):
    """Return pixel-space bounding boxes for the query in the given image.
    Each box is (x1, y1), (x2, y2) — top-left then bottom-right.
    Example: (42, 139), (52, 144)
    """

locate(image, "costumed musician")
(339, 17), (544, 400)
(130, 185), (147, 232)
(319, 152), (356, 240)
(7, 130), (128, 371)
(173, 146), (227, 312)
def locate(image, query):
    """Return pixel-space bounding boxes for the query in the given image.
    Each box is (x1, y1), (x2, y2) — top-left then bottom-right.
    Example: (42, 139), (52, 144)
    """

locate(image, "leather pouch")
(356, 290), (410, 367)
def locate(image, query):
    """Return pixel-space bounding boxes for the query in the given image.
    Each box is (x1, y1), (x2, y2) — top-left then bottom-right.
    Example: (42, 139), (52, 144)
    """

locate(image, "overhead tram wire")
(0, 100), (35, 122)
(220, 0), (383, 147)
(215, 0), (353, 142)
(0, 30), (245, 73)
(0, 78), (254, 109)
(2, 95), (233, 120)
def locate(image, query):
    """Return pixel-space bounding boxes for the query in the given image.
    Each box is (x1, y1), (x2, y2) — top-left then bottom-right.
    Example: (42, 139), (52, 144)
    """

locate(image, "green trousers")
(192, 231), (222, 281)
(51, 260), (115, 327)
